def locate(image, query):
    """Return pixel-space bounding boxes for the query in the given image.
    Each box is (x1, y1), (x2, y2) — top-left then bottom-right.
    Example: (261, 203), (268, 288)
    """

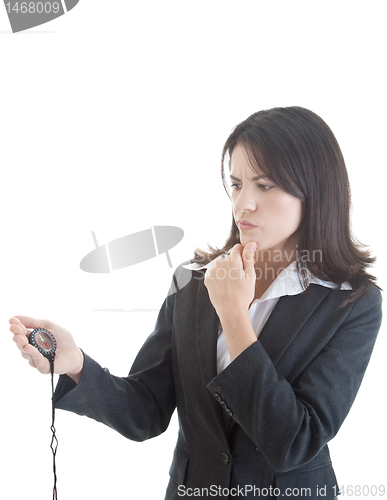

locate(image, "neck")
(254, 247), (297, 273)
(252, 245), (298, 301)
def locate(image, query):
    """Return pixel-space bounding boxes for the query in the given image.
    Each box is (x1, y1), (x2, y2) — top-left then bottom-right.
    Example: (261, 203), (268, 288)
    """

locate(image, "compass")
(29, 328), (57, 360)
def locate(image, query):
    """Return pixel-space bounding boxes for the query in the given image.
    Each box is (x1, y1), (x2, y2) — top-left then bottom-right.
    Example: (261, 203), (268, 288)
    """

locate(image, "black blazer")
(54, 261), (382, 499)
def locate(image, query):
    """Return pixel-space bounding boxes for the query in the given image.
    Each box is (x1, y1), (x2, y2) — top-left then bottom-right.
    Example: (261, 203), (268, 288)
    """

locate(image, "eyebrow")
(229, 174), (269, 182)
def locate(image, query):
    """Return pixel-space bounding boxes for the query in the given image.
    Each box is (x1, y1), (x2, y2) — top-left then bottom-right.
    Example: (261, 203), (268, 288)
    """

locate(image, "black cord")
(50, 358), (58, 500)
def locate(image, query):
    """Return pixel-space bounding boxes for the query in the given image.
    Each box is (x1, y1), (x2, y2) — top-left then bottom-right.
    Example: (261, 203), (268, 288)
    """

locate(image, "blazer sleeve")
(206, 284), (383, 472)
(53, 289), (176, 442)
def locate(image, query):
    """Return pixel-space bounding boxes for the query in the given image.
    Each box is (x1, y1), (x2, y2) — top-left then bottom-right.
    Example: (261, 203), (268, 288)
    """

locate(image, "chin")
(239, 234), (260, 248)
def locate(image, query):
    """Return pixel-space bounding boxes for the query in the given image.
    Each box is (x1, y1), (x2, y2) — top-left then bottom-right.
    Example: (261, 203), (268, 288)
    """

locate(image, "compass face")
(29, 328), (56, 359)
(37, 332), (53, 351)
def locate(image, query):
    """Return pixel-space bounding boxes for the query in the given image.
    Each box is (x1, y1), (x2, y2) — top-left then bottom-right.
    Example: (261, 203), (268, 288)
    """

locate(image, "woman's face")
(229, 143), (304, 259)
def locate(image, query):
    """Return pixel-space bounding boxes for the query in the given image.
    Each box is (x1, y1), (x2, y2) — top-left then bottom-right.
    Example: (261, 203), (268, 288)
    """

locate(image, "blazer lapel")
(226, 285), (330, 436)
(258, 285), (330, 365)
(194, 279), (229, 432)
(193, 278), (330, 438)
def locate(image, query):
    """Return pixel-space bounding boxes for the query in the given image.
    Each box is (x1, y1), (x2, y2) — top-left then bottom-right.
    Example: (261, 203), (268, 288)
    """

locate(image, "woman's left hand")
(204, 242), (257, 316)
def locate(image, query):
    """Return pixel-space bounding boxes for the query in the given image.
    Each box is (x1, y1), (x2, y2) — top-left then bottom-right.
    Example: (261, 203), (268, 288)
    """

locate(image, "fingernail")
(248, 243), (257, 252)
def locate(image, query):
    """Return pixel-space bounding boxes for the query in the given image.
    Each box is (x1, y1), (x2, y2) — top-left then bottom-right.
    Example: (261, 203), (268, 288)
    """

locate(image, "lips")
(237, 220), (257, 231)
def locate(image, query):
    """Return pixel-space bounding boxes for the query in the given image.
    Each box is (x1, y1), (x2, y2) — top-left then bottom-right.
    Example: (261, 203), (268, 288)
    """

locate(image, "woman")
(10, 107), (382, 499)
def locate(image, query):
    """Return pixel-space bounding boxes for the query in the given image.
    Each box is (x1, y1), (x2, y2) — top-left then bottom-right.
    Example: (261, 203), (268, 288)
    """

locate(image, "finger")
(228, 245), (244, 265)
(12, 332), (35, 357)
(15, 337), (36, 363)
(10, 315), (45, 331)
(229, 244), (243, 257)
(9, 319), (33, 338)
(242, 241), (257, 273)
(18, 341), (50, 373)
(26, 348), (50, 373)
(24, 350), (37, 368)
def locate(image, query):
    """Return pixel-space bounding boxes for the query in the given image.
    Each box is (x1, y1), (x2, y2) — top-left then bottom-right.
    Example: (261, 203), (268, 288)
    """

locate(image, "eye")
(258, 183), (274, 192)
(229, 182), (275, 192)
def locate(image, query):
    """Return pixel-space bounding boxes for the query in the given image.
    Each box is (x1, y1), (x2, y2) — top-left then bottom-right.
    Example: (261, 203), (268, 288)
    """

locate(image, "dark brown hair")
(193, 106), (379, 304)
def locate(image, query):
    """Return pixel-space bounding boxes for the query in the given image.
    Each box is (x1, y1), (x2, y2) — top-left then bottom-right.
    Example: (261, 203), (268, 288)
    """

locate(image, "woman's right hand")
(9, 315), (84, 383)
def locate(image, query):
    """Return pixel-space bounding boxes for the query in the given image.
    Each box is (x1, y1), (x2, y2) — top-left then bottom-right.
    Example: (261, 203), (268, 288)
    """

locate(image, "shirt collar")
(182, 252), (352, 302)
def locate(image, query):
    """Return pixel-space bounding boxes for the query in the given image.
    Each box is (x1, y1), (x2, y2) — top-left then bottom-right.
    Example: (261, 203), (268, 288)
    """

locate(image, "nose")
(232, 186), (257, 215)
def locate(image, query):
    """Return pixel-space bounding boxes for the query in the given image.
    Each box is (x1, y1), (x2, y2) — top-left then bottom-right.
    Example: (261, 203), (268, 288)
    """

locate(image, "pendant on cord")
(29, 328), (58, 500)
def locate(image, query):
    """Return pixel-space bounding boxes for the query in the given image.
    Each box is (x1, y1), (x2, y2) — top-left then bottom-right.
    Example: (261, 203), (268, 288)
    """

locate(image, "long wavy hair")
(192, 106), (379, 305)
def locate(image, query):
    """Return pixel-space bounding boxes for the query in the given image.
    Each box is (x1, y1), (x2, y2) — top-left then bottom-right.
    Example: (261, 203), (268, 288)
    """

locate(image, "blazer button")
(213, 393), (221, 402)
(220, 401), (227, 409)
(225, 408), (233, 416)
(221, 452), (230, 465)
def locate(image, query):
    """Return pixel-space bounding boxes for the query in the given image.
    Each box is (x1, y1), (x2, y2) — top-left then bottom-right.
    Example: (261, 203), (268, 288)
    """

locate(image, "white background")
(1, 1), (386, 499)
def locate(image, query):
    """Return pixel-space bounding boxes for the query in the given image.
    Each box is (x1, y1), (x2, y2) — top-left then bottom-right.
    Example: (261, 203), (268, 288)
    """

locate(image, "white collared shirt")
(183, 253), (352, 374)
